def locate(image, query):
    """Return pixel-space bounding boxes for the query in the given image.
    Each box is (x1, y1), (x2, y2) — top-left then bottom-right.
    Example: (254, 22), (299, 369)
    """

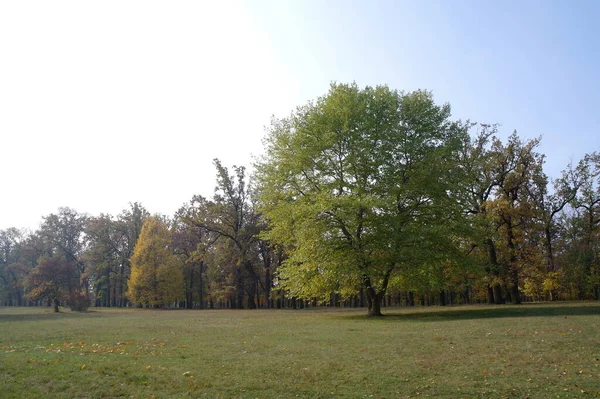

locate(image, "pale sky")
(1, 0), (599, 231)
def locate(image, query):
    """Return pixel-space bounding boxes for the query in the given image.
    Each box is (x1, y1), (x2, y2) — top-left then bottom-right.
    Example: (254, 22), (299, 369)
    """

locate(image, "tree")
(127, 216), (183, 307)
(483, 133), (545, 304)
(531, 160), (585, 273)
(256, 83), (468, 316)
(85, 203), (149, 307)
(85, 214), (122, 307)
(178, 159), (263, 309)
(25, 256), (79, 312)
(569, 152), (600, 298)
(0, 228), (28, 306)
(40, 208), (89, 295)
(170, 216), (206, 308)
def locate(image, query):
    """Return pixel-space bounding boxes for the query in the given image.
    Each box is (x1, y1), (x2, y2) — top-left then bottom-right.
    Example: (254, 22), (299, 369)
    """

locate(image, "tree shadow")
(0, 309), (108, 323)
(345, 302), (600, 322)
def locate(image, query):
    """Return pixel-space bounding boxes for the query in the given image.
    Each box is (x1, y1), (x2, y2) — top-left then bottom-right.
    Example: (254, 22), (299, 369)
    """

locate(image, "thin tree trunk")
(487, 238), (504, 304)
(507, 221), (521, 304)
(545, 226), (555, 272)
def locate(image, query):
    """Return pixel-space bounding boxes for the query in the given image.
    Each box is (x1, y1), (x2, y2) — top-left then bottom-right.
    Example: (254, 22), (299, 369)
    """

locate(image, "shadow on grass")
(0, 309), (109, 323)
(344, 302), (600, 322)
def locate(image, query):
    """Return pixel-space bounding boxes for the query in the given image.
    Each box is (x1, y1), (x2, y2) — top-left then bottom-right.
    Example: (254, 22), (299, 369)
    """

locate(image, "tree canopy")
(127, 216), (183, 307)
(256, 83), (469, 315)
(1, 83), (598, 313)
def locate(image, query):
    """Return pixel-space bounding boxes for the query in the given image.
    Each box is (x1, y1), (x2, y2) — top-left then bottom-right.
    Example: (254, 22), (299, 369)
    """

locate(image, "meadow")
(1, 303), (599, 398)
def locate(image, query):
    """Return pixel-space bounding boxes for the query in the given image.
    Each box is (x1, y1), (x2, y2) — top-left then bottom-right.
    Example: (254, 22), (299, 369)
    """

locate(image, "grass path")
(1, 303), (599, 398)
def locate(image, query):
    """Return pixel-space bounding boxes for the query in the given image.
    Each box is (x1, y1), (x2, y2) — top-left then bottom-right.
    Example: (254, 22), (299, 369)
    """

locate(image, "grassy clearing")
(1, 303), (599, 398)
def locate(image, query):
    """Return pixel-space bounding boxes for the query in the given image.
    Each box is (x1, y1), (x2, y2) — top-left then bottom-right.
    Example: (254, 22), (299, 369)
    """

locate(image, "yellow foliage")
(127, 216), (184, 306)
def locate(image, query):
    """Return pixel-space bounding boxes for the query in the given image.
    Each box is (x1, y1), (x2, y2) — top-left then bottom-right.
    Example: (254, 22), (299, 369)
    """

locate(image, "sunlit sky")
(1, 0), (599, 231)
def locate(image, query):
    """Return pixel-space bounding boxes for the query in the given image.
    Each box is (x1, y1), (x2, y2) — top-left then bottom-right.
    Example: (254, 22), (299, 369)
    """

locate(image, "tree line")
(1, 83), (598, 315)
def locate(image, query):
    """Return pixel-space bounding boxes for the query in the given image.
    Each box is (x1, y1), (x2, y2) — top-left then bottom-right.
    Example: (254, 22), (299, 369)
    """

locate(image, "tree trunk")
(493, 285), (504, 304)
(53, 298), (59, 313)
(507, 221), (521, 304)
(544, 226), (555, 272)
(362, 267), (393, 316)
(487, 238), (504, 304)
(510, 269), (521, 304)
(359, 287), (365, 307)
(198, 262), (204, 309)
(367, 292), (383, 316)
(487, 285), (494, 304)
(119, 264), (125, 307)
(235, 266), (244, 309)
(247, 292), (257, 309)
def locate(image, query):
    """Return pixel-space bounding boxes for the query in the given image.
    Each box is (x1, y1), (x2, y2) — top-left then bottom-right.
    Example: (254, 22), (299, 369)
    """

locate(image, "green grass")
(1, 303), (599, 398)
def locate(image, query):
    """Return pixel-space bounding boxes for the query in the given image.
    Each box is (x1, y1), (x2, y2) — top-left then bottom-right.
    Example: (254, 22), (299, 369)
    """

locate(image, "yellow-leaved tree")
(127, 216), (183, 307)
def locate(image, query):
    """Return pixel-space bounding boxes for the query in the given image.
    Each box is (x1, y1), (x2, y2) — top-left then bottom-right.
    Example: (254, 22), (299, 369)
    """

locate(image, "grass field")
(1, 303), (599, 398)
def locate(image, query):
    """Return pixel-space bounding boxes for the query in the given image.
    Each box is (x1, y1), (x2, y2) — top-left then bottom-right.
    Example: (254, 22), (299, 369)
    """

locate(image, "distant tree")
(25, 256), (79, 312)
(569, 152), (600, 299)
(85, 203), (149, 307)
(114, 202), (149, 306)
(85, 214), (122, 307)
(40, 208), (89, 294)
(127, 216), (183, 307)
(170, 216), (206, 308)
(178, 160), (262, 309)
(0, 228), (28, 305)
(483, 133), (545, 304)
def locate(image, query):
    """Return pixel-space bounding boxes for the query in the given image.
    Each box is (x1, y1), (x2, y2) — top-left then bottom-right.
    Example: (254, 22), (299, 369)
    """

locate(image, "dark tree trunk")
(544, 226), (555, 272)
(487, 285), (494, 304)
(368, 294), (382, 316)
(111, 277), (117, 307)
(510, 269), (521, 304)
(407, 291), (414, 307)
(363, 269), (392, 317)
(119, 264), (125, 307)
(359, 287), (365, 307)
(105, 280), (110, 307)
(247, 293), (257, 309)
(53, 298), (59, 313)
(234, 266), (244, 309)
(198, 262), (204, 309)
(493, 285), (504, 304)
(487, 238), (504, 304)
(329, 293), (338, 307)
(439, 290), (446, 306)
(506, 221), (521, 304)
(186, 266), (194, 309)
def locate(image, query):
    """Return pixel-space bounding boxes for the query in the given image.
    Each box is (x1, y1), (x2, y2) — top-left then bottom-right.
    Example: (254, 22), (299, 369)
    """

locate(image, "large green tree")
(256, 83), (468, 316)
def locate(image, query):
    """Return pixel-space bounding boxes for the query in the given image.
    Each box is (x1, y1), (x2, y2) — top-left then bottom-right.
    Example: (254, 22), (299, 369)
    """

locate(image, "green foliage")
(257, 83), (468, 314)
(177, 159), (265, 309)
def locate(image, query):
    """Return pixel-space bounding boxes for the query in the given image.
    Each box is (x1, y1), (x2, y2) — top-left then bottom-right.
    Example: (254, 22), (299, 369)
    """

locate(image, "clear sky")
(1, 0), (599, 231)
